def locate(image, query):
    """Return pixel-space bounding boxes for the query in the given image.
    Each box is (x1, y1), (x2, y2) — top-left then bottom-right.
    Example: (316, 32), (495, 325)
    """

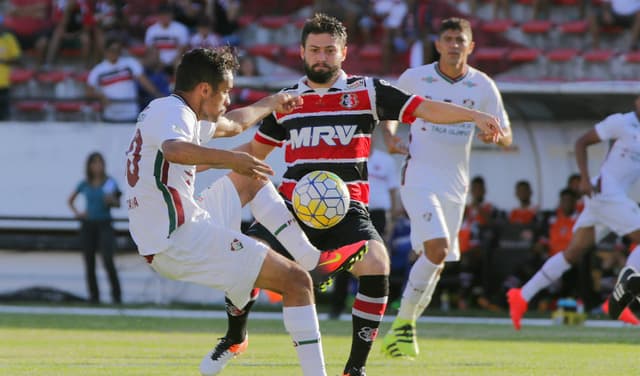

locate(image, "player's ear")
(468, 40), (475, 54)
(299, 45), (304, 60)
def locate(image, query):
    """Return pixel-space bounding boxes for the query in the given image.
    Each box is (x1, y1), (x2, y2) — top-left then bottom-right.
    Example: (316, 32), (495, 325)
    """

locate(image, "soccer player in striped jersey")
(220, 14), (503, 376)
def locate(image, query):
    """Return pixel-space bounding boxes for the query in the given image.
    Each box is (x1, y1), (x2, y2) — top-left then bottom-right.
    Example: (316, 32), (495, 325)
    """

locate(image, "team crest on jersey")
(463, 98), (475, 108)
(463, 80), (477, 88)
(421, 76), (438, 83)
(230, 238), (244, 251)
(340, 93), (359, 108)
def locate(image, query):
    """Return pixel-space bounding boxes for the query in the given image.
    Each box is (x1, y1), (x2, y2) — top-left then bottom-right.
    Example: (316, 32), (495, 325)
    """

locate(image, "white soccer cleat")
(199, 336), (248, 375)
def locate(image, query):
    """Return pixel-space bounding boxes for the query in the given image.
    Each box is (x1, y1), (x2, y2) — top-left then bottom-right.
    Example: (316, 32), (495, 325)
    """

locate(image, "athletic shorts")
(400, 187), (464, 261)
(148, 176), (268, 308)
(246, 202), (383, 258)
(574, 194), (640, 239)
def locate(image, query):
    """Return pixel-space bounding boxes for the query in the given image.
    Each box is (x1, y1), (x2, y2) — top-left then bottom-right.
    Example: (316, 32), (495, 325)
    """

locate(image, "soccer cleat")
(607, 266), (639, 321)
(507, 288), (528, 330)
(199, 336), (248, 376)
(381, 318), (418, 358)
(310, 240), (368, 292)
(602, 299), (640, 325)
(342, 366), (366, 376)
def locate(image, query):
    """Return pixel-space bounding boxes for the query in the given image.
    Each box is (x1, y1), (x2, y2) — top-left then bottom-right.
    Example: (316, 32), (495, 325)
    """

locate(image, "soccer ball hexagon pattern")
(292, 170), (350, 229)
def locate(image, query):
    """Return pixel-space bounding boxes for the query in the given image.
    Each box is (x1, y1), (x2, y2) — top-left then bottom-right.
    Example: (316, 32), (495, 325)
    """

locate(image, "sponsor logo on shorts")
(231, 238), (244, 251)
(423, 212), (432, 222)
(357, 327), (379, 342)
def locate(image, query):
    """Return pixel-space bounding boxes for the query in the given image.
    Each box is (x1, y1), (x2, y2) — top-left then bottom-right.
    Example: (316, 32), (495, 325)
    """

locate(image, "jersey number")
(126, 129), (142, 187)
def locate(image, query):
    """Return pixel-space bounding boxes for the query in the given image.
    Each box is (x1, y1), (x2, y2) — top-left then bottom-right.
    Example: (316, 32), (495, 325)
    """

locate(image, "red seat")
(508, 48), (541, 63)
(259, 15), (290, 29)
(625, 51), (640, 63)
(37, 71), (70, 84)
(583, 49), (614, 62)
(73, 71), (90, 83)
(285, 45), (300, 59)
(10, 68), (35, 85)
(559, 20), (588, 34)
(521, 20), (553, 34)
(546, 48), (579, 62)
(54, 101), (86, 113)
(128, 45), (146, 58)
(239, 89), (271, 103)
(246, 44), (282, 59)
(481, 20), (515, 34)
(16, 100), (48, 112)
(359, 44), (383, 59)
(238, 15), (255, 28)
(474, 47), (509, 61)
(553, 0), (580, 4)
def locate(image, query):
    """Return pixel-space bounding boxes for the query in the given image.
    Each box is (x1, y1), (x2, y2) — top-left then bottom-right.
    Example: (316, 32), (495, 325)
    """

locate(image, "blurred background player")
(508, 96), (640, 329)
(381, 17), (512, 359)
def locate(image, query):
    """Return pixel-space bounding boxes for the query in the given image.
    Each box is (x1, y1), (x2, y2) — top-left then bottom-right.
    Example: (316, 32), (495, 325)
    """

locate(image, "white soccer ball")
(292, 170), (350, 229)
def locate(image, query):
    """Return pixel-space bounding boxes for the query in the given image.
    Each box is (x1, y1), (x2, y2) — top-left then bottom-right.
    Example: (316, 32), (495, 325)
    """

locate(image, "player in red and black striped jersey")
(224, 13), (502, 376)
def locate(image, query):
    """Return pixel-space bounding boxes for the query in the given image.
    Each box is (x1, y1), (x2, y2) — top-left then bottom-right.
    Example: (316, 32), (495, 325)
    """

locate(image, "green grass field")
(0, 312), (637, 376)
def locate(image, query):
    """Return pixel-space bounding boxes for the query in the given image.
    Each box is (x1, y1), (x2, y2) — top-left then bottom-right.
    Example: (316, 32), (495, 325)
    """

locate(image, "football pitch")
(0, 311), (637, 376)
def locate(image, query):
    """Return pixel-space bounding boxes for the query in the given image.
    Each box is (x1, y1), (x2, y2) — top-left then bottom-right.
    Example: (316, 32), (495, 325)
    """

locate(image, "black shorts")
(245, 202), (384, 260)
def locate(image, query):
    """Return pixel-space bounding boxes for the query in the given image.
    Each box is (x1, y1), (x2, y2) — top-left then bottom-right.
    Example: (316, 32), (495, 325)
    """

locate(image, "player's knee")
(358, 241), (390, 275)
(425, 246), (447, 264)
(282, 263), (313, 294)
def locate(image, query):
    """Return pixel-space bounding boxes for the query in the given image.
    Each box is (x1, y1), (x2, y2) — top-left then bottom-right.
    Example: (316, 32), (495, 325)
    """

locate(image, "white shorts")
(574, 194), (640, 239)
(149, 176), (268, 308)
(400, 187), (465, 261)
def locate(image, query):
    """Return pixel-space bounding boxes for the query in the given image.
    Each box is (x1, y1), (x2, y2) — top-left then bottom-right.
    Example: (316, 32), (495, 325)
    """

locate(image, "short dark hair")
(86, 152), (106, 182)
(471, 176), (485, 186)
(438, 17), (473, 41)
(560, 188), (577, 199)
(568, 173), (580, 184)
(516, 180), (531, 189)
(104, 37), (122, 50)
(174, 47), (239, 92)
(301, 13), (347, 47)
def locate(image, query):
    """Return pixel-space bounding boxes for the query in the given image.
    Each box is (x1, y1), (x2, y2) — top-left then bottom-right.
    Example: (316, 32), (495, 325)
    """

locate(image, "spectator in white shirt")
(144, 5), (189, 74)
(189, 17), (223, 50)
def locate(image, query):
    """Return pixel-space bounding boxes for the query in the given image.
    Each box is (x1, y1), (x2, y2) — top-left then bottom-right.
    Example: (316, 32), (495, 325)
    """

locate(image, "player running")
(213, 14), (503, 376)
(379, 17), (512, 359)
(508, 96), (640, 329)
(125, 47), (369, 376)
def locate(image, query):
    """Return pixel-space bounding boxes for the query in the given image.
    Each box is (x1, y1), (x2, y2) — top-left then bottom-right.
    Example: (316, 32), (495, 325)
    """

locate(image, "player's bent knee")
(351, 241), (390, 276)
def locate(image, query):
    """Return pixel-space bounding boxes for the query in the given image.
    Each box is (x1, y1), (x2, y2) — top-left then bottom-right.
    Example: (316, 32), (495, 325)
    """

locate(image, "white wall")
(1, 120), (638, 229)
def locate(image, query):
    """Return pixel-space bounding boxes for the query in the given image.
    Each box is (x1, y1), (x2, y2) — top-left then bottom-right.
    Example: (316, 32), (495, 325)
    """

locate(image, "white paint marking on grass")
(0, 305), (633, 328)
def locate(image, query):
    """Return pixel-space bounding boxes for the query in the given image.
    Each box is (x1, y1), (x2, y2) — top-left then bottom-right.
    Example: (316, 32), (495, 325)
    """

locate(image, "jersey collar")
(298, 70), (348, 93)
(434, 62), (469, 84)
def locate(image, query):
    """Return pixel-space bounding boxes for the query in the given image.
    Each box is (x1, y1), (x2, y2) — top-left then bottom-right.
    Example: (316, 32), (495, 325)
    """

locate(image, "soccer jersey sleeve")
(254, 113), (286, 147)
(595, 113), (626, 141)
(372, 78), (424, 124)
(483, 79), (511, 132)
(152, 106), (197, 147)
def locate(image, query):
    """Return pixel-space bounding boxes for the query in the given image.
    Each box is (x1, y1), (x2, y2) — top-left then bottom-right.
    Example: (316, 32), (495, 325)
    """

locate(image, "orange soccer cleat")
(310, 240), (368, 292)
(507, 288), (529, 330)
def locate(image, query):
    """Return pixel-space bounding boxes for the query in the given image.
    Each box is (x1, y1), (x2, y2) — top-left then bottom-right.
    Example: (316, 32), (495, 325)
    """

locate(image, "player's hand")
(230, 151), (274, 181)
(386, 135), (409, 155)
(271, 93), (303, 114)
(476, 131), (500, 144)
(579, 176), (594, 197)
(471, 111), (502, 141)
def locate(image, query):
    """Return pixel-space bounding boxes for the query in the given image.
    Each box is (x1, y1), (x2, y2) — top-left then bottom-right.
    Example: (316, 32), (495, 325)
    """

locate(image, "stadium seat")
(128, 45), (146, 58)
(10, 68), (36, 98)
(507, 48), (542, 78)
(481, 19), (515, 35)
(246, 44), (282, 60)
(621, 51), (640, 79)
(558, 20), (589, 50)
(258, 15), (290, 30)
(473, 47), (510, 76)
(581, 49), (616, 80)
(520, 20), (553, 49)
(14, 100), (50, 121)
(544, 48), (580, 80)
(53, 101), (89, 122)
(36, 70), (71, 98)
(355, 44), (384, 75)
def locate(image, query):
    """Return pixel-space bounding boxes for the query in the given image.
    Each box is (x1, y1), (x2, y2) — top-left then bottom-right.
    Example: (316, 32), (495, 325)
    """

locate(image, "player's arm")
(412, 99), (503, 139)
(213, 93), (302, 138)
(381, 120), (408, 154)
(163, 140), (274, 180)
(67, 190), (84, 219)
(574, 129), (602, 196)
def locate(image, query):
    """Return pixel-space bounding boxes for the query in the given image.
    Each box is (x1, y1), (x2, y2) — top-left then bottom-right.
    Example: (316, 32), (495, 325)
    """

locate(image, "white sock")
(625, 245), (640, 270)
(283, 305), (326, 376)
(415, 269), (442, 318)
(521, 252), (572, 302)
(250, 183), (319, 270)
(397, 256), (442, 322)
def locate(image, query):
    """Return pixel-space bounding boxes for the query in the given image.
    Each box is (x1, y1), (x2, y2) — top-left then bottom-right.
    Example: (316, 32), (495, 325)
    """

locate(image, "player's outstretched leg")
(382, 318), (418, 358)
(311, 240), (369, 292)
(607, 266), (640, 322)
(507, 288), (528, 330)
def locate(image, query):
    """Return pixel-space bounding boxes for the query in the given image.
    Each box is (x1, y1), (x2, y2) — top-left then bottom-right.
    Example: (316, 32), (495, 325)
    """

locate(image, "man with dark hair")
(125, 47), (369, 376)
(380, 17), (511, 359)
(218, 13), (503, 376)
(508, 96), (640, 329)
(509, 180), (538, 226)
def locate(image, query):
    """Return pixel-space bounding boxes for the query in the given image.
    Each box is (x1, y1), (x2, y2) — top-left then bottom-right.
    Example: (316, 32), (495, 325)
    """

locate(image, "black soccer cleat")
(608, 266), (640, 320)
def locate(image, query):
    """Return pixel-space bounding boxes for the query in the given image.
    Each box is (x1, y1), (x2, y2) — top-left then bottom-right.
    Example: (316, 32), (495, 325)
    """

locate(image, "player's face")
(200, 71), (233, 122)
(301, 33), (346, 84)
(559, 194), (576, 214)
(435, 29), (474, 68)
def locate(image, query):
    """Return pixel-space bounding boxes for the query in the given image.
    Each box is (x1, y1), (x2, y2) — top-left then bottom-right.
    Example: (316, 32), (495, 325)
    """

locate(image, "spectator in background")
(170, 0), (205, 31)
(67, 152), (122, 304)
(237, 53), (260, 77)
(137, 48), (171, 110)
(94, 0), (127, 61)
(87, 38), (163, 123)
(0, 20), (22, 121)
(144, 5), (189, 75)
(5, 0), (53, 68)
(509, 180), (538, 226)
(189, 17), (223, 50)
(46, 0), (99, 67)
(208, 0), (241, 46)
(370, 0), (409, 74)
(589, 0), (640, 50)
